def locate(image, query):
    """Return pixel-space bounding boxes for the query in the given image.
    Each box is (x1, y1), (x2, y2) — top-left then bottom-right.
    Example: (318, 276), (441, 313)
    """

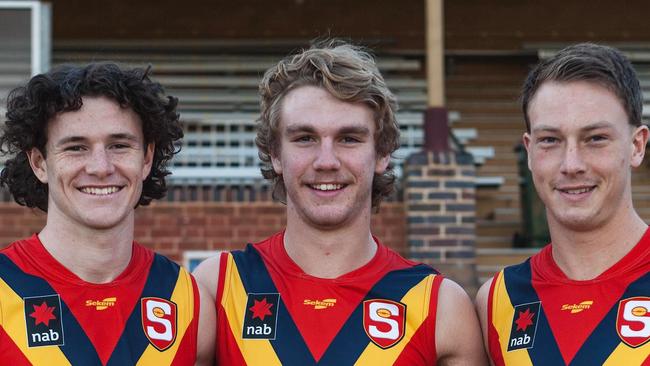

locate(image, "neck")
(283, 211), (377, 279)
(548, 209), (647, 280)
(38, 214), (135, 284)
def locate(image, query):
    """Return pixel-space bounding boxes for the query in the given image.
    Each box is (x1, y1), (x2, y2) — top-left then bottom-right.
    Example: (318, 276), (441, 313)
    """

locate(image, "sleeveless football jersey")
(0, 234), (199, 366)
(216, 231), (442, 365)
(488, 229), (650, 365)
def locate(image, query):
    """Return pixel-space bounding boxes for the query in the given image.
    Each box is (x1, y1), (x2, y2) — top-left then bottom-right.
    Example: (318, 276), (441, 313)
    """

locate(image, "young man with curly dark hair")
(0, 63), (214, 365)
(194, 41), (486, 365)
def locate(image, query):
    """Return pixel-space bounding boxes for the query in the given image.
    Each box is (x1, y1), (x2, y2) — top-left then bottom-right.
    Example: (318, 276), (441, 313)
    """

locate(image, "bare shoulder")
(436, 278), (488, 366)
(475, 278), (495, 365)
(192, 253), (223, 301)
(195, 281), (216, 366)
(436, 279), (477, 328)
(475, 278), (494, 317)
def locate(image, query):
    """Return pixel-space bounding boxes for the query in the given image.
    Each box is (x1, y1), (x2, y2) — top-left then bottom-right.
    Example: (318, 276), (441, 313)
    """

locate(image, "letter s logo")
(363, 299), (406, 349)
(146, 300), (173, 340)
(141, 298), (177, 351)
(368, 302), (400, 340)
(617, 297), (650, 348)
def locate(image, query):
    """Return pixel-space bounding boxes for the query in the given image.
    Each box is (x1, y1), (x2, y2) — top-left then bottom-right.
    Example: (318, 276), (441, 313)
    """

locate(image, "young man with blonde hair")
(195, 41), (486, 365)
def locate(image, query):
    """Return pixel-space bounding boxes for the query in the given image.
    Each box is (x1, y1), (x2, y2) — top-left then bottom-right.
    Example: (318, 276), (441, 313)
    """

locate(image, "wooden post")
(426, 0), (445, 107)
(424, 0), (449, 152)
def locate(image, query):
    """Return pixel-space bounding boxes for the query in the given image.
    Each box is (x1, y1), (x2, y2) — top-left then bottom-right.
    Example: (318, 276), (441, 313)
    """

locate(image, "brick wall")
(404, 151), (478, 293)
(0, 201), (406, 263)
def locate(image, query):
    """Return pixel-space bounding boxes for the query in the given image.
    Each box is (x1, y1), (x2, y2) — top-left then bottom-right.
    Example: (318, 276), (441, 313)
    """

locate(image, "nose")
(85, 147), (115, 177)
(313, 139), (341, 171)
(559, 141), (586, 176)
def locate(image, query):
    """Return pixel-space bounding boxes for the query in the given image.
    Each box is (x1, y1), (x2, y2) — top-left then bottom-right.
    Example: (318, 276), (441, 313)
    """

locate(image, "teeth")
(313, 184), (342, 191)
(81, 187), (120, 195)
(563, 187), (592, 194)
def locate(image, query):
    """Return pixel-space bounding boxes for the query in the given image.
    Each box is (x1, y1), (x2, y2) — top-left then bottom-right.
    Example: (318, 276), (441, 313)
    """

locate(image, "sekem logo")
(303, 298), (337, 310)
(561, 300), (593, 314)
(85, 297), (117, 310)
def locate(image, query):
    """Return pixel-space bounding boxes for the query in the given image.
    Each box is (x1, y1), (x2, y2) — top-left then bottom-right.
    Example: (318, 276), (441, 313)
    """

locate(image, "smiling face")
(524, 80), (648, 232)
(27, 96), (153, 231)
(271, 85), (390, 230)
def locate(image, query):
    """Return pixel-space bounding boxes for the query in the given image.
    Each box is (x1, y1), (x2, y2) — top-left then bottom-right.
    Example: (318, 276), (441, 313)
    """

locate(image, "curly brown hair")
(0, 62), (183, 211)
(256, 40), (400, 209)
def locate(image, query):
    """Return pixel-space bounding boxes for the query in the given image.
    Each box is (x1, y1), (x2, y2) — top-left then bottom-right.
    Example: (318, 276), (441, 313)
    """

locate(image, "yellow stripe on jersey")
(221, 253), (283, 366)
(603, 340), (650, 365)
(136, 267), (196, 365)
(0, 277), (72, 366)
(491, 271), (534, 366)
(353, 273), (435, 365)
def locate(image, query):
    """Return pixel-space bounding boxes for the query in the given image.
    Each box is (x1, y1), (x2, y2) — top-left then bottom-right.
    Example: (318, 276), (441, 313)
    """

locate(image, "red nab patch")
(141, 297), (177, 351)
(617, 297), (650, 348)
(363, 299), (406, 349)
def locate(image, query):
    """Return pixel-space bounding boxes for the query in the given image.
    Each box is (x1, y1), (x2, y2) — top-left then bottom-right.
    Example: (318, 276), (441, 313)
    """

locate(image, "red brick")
(178, 240), (211, 250)
(205, 227), (234, 237)
(204, 206), (235, 215)
(229, 217), (259, 226)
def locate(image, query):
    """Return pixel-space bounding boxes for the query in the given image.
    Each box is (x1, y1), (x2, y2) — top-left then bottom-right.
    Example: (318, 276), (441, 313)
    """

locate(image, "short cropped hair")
(256, 40), (400, 208)
(522, 43), (642, 131)
(0, 62), (183, 211)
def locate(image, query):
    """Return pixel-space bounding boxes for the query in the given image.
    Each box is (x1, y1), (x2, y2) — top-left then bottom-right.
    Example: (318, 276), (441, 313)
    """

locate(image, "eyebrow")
(285, 124), (317, 135)
(54, 133), (141, 147)
(580, 121), (616, 132)
(531, 121), (615, 134)
(284, 123), (371, 136)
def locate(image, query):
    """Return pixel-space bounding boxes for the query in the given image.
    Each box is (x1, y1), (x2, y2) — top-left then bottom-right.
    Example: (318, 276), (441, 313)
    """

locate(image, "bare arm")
(193, 254), (222, 366)
(436, 279), (488, 366)
(193, 255), (222, 302)
(475, 279), (495, 366)
(194, 282), (216, 366)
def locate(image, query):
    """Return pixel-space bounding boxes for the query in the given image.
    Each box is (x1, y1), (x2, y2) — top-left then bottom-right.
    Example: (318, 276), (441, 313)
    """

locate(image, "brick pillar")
(404, 151), (478, 294)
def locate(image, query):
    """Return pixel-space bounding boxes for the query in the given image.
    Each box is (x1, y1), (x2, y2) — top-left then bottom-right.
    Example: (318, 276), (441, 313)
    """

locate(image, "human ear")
(142, 143), (155, 179)
(630, 125), (649, 168)
(374, 154), (390, 174)
(26, 148), (48, 183)
(523, 132), (533, 171)
(271, 154), (283, 175)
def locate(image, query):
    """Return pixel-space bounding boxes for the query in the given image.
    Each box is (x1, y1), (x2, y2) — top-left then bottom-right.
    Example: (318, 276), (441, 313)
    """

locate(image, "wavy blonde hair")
(256, 40), (400, 208)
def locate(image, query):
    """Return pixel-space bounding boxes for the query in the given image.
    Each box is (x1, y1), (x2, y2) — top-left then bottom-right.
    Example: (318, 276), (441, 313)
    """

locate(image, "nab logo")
(617, 297), (650, 348)
(24, 294), (65, 348)
(141, 297), (177, 351)
(242, 293), (280, 340)
(363, 299), (406, 349)
(507, 301), (540, 352)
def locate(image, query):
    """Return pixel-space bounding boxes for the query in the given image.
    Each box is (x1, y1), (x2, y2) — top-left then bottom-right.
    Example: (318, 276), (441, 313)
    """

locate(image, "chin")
(302, 211), (352, 230)
(80, 212), (130, 230)
(83, 220), (124, 230)
(552, 213), (601, 232)
(309, 217), (349, 229)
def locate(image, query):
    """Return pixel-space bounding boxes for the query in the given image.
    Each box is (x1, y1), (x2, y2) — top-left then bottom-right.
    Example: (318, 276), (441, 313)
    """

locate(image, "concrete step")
(476, 219), (521, 237)
(476, 247), (541, 284)
(475, 235), (514, 249)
